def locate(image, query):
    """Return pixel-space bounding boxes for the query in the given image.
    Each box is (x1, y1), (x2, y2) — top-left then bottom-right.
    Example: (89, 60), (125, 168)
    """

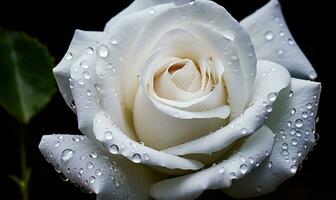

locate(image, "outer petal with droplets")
(163, 60), (290, 156)
(53, 30), (105, 112)
(93, 111), (204, 172)
(240, 0), (317, 79)
(150, 125), (274, 200)
(225, 78), (321, 198)
(39, 134), (163, 200)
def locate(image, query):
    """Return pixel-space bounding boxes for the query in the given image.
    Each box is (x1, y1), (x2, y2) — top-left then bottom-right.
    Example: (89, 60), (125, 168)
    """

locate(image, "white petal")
(240, 0), (317, 80)
(53, 30), (104, 112)
(39, 134), (162, 200)
(163, 60), (290, 155)
(93, 111), (204, 171)
(123, 0), (256, 112)
(134, 87), (228, 150)
(225, 78), (321, 198)
(104, 0), (193, 31)
(150, 125), (274, 200)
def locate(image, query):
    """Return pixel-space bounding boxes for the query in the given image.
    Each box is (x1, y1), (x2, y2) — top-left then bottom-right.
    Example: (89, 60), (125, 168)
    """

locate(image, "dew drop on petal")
(291, 139), (298, 146)
(109, 144), (119, 154)
(290, 165), (297, 174)
(291, 108), (296, 115)
(65, 52), (73, 60)
(268, 93), (277, 102)
(89, 176), (96, 184)
(61, 149), (74, 162)
(89, 152), (98, 159)
(95, 168), (102, 176)
(295, 119), (304, 128)
(104, 130), (113, 140)
(97, 44), (109, 58)
(131, 153), (142, 163)
(219, 167), (225, 174)
(264, 31), (274, 41)
(80, 61), (89, 69)
(86, 47), (94, 54)
(86, 162), (94, 169)
(240, 164), (248, 174)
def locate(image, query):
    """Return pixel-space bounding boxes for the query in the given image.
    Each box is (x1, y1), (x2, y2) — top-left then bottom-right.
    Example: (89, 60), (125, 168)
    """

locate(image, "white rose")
(39, 0), (321, 199)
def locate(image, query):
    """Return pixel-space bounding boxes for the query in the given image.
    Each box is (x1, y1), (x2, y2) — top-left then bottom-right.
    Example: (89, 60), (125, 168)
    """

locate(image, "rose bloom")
(39, 0), (321, 199)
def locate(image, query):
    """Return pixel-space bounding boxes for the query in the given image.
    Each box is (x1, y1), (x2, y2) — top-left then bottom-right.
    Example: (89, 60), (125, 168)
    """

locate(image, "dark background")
(0, 0), (333, 199)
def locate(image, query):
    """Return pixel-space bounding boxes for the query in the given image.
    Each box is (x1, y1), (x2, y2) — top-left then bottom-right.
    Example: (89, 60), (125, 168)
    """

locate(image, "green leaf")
(0, 30), (55, 124)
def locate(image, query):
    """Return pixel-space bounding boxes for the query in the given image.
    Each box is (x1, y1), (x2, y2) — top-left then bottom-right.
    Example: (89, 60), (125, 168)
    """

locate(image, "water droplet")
(277, 49), (284, 55)
(54, 141), (60, 148)
(279, 30), (285, 37)
(230, 172), (237, 179)
(306, 103), (313, 110)
(61, 149), (74, 162)
(240, 164), (248, 174)
(268, 93), (277, 102)
(86, 47), (94, 54)
(80, 61), (89, 69)
(131, 153), (142, 163)
(264, 31), (274, 41)
(113, 179), (120, 187)
(110, 37), (118, 45)
(149, 9), (155, 15)
(266, 105), (273, 113)
(89, 152), (98, 159)
(86, 90), (92, 97)
(291, 139), (298, 146)
(247, 157), (254, 165)
(292, 157), (297, 163)
(78, 168), (84, 177)
(282, 143), (288, 149)
(143, 153), (149, 160)
(288, 38), (294, 45)
(104, 130), (113, 140)
(281, 149), (289, 156)
(95, 168), (102, 176)
(97, 44), (109, 58)
(86, 162), (93, 169)
(78, 79), (84, 85)
(296, 131), (302, 138)
(240, 155), (246, 163)
(219, 167), (225, 174)
(308, 72), (317, 79)
(83, 71), (90, 80)
(241, 128), (247, 135)
(291, 108), (296, 115)
(297, 151), (302, 157)
(287, 121), (292, 127)
(268, 161), (272, 168)
(290, 165), (297, 174)
(295, 119), (303, 128)
(89, 176), (96, 184)
(65, 52), (73, 60)
(109, 144), (119, 154)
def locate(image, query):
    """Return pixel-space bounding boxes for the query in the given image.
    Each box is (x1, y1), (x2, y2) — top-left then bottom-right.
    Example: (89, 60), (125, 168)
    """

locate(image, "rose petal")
(104, 0), (193, 31)
(93, 111), (205, 171)
(134, 87), (228, 150)
(240, 0), (317, 80)
(39, 134), (162, 200)
(123, 0), (256, 112)
(150, 125), (274, 200)
(163, 60), (290, 155)
(53, 30), (105, 112)
(224, 78), (321, 198)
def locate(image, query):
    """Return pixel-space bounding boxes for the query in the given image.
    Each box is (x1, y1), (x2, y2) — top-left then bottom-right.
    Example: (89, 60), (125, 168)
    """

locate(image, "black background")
(0, 0), (333, 199)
